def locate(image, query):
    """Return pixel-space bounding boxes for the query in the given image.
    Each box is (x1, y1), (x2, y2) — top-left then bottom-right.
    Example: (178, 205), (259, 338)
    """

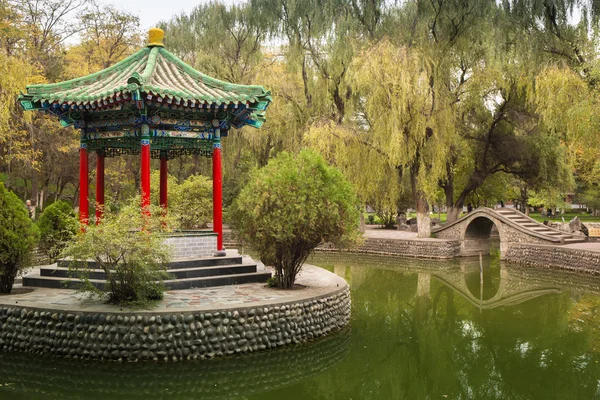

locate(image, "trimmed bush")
(37, 201), (78, 263)
(231, 150), (360, 289)
(0, 183), (39, 293)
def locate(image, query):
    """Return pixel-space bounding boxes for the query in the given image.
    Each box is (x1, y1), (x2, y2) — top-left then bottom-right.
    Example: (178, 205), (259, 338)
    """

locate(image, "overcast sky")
(98, 0), (241, 30)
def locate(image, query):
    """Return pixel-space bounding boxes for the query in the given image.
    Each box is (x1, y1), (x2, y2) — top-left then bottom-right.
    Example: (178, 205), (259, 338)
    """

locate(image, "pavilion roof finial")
(148, 28), (165, 48)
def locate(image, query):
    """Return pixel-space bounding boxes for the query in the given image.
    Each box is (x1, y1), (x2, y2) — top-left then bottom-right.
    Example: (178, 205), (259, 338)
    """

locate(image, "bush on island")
(0, 183), (39, 293)
(61, 199), (173, 305)
(231, 150), (360, 289)
(150, 172), (212, 229)
(37, 200), (78, 263)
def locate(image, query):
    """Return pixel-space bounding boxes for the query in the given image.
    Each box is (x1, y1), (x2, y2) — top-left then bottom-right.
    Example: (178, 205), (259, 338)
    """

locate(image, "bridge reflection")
(326, 252), (600, 310)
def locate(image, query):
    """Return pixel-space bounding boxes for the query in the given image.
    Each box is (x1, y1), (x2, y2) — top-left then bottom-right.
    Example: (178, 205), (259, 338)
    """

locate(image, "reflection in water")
(291, 252), (600, 400)
(0, 328), (351, 400)
(2, 252), (600, 400)
(463, 255), (501, 301)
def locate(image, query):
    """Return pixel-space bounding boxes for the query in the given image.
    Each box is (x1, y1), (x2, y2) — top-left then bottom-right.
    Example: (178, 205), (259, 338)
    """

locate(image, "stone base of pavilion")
(23, 248), (271, 291)
(1, 265), (350, 362)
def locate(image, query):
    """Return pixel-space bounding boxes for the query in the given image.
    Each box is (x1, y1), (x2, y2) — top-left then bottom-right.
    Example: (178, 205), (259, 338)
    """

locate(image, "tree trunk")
(31, 171), (39, 208)
(0, 268), (16, 294)
(416, 194), (431, 238)
(39, 188), (45, 211)
(520, 186), (529, 215)
(446, 207), (461, 223)
(411, 169), (430, 238)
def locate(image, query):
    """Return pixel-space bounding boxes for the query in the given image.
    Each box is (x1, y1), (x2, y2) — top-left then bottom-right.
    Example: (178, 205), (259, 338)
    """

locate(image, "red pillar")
(95, 151), (105, 224)
(140, 126), (151, 216)
(212, 138), (223, 251)
(79, 142), (89, 226)
(159, 155), (168, 209)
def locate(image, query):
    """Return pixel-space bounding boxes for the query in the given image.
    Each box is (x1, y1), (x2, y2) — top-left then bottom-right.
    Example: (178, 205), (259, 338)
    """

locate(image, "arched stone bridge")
(432, 207), (586, 259)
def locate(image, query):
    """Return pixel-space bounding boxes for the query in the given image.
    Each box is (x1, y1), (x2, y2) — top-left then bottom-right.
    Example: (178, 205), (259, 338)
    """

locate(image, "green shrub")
(231, 150), (361, 289)
(37, 201), (78, 263)
(61, 201), (173, 305)
(150, 172), (213, 230)
(171, 175), (212, 229)
(266, 276), (279, 288)
(0, 183), (39, 293)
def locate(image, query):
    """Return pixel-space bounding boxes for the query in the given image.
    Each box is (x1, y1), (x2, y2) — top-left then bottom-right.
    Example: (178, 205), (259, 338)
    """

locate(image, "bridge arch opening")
(462, 216), (501, 257)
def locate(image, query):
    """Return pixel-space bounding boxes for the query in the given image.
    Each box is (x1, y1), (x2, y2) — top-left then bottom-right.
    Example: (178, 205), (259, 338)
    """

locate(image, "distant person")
(467, 203), (473, 213)
(25, 199), (35, 219)
(500, 200), (504, 208)
(547, 208), (552, 219)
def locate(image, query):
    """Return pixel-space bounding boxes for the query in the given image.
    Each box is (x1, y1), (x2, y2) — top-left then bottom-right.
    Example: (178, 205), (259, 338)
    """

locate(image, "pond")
(1, 252), (600, 400)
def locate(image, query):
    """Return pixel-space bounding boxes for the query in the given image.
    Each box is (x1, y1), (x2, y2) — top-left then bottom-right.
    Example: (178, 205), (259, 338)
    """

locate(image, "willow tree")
(350, 41), (456, 237)
(533, 66), (600, 207)
(161, 2), (267, 85)
(304, 120), (406, 227)
(250, 0), (360, 122)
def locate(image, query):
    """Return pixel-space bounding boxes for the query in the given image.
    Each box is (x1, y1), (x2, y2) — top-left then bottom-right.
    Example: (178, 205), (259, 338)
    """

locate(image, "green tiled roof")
(20, 46), (271, 108)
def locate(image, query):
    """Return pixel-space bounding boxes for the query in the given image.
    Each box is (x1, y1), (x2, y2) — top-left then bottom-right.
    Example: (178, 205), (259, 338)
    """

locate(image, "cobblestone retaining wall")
(318, 238), (461, 259)
(505, 244), (600, 275)
(0, 287), (350, 362)
(165, 233), (217, 258)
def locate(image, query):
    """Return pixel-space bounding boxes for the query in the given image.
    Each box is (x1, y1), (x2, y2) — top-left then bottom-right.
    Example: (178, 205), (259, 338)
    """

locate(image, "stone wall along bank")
(224, 229), (460, 259)
(505, 244), (600, 275)
(318, 238), (461, 259)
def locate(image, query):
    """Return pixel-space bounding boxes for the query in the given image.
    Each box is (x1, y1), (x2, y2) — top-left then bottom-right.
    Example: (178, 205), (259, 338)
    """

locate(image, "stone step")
(23, 275), (103, 290)
(163, 272), (272, 290)
(40, 264), (258, 280)
(563, 238), (587, 243)
(23, 271), (271, 291)
(58, 255), (244, 271)
(531, 228), (560, 233)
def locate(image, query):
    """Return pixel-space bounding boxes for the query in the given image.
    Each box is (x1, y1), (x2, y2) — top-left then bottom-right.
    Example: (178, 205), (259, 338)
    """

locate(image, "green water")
(1, 253), (600, 400)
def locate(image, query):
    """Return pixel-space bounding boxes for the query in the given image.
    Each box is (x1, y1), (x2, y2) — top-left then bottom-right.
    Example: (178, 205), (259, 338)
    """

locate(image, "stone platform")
(24, 254), (271, 290)
(0, 265), (350, 362)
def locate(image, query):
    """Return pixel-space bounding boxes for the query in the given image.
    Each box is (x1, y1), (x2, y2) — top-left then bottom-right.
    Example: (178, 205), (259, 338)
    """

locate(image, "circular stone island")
(0, 264), (350, 362)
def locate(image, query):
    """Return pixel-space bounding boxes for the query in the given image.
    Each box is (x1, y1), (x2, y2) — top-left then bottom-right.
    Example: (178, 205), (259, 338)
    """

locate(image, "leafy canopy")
(36, 200), (77, 263)
(231, 150), (360, 289)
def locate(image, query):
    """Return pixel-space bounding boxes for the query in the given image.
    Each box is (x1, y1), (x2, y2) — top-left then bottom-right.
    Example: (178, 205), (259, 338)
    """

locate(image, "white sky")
(98, 0), (242, 30)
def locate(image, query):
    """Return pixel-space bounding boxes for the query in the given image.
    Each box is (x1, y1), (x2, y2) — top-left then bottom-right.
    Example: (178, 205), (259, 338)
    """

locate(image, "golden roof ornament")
(147, 28), (165, 48)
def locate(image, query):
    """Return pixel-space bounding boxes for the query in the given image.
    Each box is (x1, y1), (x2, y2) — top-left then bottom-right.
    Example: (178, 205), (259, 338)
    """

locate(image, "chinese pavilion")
(18, 28), (271, 251)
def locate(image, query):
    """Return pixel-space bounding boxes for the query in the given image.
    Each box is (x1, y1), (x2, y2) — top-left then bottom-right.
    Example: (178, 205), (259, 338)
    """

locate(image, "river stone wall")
(165, 233), (217, 259)
(505, 244), (600, 275)
(317, 238), (461, 259)
(224, 229), (460, 258)
(0, 287), (350, 362)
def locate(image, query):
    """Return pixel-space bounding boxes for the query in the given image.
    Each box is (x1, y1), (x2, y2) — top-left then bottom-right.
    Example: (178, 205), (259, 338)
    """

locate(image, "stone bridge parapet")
(433, 207), (585, 258)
